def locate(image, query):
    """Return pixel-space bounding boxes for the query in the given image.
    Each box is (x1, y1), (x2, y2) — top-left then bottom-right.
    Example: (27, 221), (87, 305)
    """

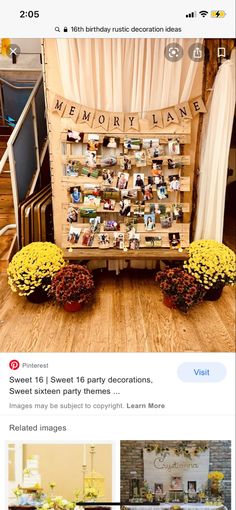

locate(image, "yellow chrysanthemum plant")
(208, 471), (224, 480)
(7, 242), (65, 297)
(184, 240), (236, 290)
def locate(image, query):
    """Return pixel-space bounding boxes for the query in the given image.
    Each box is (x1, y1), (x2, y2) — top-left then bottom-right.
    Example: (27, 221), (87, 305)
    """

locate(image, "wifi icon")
(199, 10), (209, 17)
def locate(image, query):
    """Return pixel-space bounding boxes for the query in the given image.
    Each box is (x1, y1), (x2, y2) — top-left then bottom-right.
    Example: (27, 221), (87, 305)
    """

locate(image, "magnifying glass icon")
(55, 26), (60, 32)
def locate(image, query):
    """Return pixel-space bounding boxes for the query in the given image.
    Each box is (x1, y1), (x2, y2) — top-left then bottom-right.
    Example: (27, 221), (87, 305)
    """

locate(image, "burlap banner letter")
(125, 113), (140, 131)
(146, 110), (163, 129)
(63, 101), (81, 121)
(175, 101), (193, 121)
(190, 96), (207, 116)
(109, 113), (124, 131)
(93, 110), (110, 130)
(52, 95), (67, 117)
(77, 106), (95, 127)
(162, 107), (179, 127)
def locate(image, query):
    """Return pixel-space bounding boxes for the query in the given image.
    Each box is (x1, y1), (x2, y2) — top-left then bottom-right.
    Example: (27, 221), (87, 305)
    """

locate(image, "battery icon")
(211, 10), (226, 17)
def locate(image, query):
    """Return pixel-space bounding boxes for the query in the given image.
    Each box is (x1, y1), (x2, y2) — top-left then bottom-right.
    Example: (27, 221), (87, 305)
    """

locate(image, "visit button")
(177, 362), (226, 382)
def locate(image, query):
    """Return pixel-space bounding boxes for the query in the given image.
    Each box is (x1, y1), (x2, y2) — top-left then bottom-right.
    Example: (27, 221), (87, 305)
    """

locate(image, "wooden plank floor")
(0, 269), (235, 352)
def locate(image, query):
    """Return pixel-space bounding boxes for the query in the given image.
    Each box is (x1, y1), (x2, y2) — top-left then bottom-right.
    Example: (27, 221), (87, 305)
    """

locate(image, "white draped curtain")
(56, 39), (201, 270)
(56, 38), (200, 111)
(194, 49), (236, 242)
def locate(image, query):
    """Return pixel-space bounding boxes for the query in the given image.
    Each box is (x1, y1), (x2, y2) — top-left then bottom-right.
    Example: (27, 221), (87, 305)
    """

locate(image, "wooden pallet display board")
(58, 128), (192, 258)
(42, 39), (202, 259)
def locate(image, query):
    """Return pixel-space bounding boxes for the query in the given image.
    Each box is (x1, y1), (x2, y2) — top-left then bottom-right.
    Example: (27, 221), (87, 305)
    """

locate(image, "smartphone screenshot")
(0, 1), (235, 510)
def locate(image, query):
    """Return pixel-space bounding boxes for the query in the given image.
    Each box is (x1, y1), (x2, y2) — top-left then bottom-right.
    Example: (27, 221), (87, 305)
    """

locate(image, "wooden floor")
(0, 269), (235, 352)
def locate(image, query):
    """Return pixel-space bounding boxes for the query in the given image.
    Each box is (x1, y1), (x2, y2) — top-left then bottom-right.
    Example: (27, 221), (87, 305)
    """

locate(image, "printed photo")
(102, 198), (116, 211)
(172, 203), (183, 221)
(100, 156), (117, 167)
(133, 173), (145, 188)
(133, 204), (145, 217)
(168, 158), (184, 169)
(124, 137), (141, 150)
(169, 232), (181, 249)
(143, 184), (153, 201)
(157, 184), (168, 200)
(113, 232), (125, 249)
(103, 136), (120, 148)
(152, 159), (163, 171)
(65, 160), (80, 177)
(80, 207), (97, 218)
(89, 216), (101, 232)
(135, 150), (146, 167)
(125, 218), (138, 232)
(66, 129), (83, 143)
(120, 155), (132, 171)
(168, 138), (180, 155)
(120, 198), (131, 216)
(145, 235), (162, 247)
(154, 483), (164, 495)
(188, 481), (197, 493)
(117, 172), (129, 189)
(83, 194), (101, 206)
(160, 213), (172, 228)
(67, 206), (79, 223)
(149, 203), (161, 214)
(82, 227), (94, 246)
(171, 476), (182, 490)
(102, 168), (115, 185)
(129, 233), (140, 250)
(142, 138), (160, 149)
(121, 188), (138, 200)
(168, 174), (180, 191)
(98, 233), (110, 248)
(144, 213), (155, 230)
(104, 220), (120, 231)
(84, 151), (97, 168)
(87, 139), (99, 151)
(69, 186), (81, 204)
(67, 226), (81, 244)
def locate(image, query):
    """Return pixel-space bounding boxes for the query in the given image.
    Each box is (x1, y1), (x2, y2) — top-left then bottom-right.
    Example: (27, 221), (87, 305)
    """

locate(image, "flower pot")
(204, 284), (224, 301)
(163, 294), (176, 309)
(210, 479), (223, 497)
(63, 301), (82, 312)
(26, 287), (50, 304)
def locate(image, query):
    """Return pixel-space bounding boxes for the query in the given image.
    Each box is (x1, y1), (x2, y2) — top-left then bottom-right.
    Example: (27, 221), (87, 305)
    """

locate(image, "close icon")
(6, 44), (21, 62)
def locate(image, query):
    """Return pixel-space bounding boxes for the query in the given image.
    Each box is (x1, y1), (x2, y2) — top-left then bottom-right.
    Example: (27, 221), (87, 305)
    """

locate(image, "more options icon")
(164, 43), (183, 62)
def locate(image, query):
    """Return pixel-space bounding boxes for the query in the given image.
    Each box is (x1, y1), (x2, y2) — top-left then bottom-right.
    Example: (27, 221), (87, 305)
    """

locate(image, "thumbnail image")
(0, 36), (235, 354)
(120, 440), (231, 509)
(8, 443), (112, 507)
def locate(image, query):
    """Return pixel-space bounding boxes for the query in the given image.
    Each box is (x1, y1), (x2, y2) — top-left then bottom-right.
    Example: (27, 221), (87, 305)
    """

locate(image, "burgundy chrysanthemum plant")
(49, 264), (95, 305)
(155, 267), (205, 312)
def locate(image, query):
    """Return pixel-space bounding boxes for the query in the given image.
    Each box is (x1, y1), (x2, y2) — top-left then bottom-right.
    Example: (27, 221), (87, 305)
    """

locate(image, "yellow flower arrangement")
(208, 471), (224, 480)
(7, 242), (65, 296)
(184, 240), (236, 290)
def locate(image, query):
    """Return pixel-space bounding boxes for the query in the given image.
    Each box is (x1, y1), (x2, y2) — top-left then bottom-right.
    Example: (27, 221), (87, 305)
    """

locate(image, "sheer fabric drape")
(194, 49), (236, 241)
(56, 38), (200, 111)
(56, 38), (200, 270)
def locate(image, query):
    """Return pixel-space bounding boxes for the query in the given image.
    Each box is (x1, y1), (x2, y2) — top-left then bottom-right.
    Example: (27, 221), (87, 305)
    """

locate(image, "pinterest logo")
(9, 360), (20, 370)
